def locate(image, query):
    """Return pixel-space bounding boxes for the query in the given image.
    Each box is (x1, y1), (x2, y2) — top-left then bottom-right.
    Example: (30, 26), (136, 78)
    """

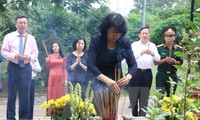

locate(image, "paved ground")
(0, 89), (49, 120)
(0, 89), (147, 120)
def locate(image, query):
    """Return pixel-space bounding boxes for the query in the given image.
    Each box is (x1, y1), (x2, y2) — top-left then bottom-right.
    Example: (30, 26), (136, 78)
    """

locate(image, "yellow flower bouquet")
(41, 81), (96, 120)
(41, 94), (70, 119)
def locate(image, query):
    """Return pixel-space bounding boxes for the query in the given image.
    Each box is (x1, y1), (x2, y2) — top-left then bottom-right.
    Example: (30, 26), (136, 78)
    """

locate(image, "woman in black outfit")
(87, 13), (137, 119)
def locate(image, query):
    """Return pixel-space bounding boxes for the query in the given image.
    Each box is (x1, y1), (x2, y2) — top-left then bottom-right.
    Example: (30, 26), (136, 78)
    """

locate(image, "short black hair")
(15, 15), (27, 22)
(138, 26), (149, 34)
(99, 13), (127, 36)
(50, 42), (65, 58)
(72, 37), (87, 51)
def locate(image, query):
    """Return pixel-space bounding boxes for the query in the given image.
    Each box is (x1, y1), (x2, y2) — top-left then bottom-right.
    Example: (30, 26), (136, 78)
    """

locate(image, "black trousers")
(7, 62), (32, 119)
(128, 68), (152, 116)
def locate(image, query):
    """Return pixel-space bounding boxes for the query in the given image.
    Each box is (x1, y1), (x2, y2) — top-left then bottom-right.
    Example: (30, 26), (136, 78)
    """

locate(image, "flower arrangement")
(41, 94), (70, 119)
(41, 81), (96, 120)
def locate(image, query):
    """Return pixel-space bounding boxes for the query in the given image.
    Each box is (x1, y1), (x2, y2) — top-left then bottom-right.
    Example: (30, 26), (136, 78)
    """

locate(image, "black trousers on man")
(128, 68), (152, 116)
(7, 62), (32, 120)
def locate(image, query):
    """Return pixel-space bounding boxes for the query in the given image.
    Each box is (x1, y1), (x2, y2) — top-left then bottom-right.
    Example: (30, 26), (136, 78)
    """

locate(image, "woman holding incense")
(87, 13), (137, 118)
(45, 42), (67, 115)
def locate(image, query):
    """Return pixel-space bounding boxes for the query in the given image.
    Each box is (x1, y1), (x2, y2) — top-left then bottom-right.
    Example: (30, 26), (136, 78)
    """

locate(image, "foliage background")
(0, 0), (200, 87)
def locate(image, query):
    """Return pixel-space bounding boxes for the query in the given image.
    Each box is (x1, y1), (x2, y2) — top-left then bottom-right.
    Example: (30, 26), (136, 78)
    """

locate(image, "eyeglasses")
(108, 31), (122, 37)
(165, 35), (174, 38)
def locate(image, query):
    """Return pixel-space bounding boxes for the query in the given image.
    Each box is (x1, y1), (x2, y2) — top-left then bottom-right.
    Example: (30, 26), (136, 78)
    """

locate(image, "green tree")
(132, 0), (190, 13)
(127, 3), (192, 45)
(86, 5), (111, 36)
(0, 0), (7, 12)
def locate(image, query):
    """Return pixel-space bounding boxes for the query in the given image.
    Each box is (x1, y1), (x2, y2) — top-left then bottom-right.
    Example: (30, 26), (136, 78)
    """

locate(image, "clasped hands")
(15, 54), (30, 61)
(76, 56), (83, 65)
(165, 57), (177, 64)
(108, 77), (130, 94)
(141, 49), (155, 56)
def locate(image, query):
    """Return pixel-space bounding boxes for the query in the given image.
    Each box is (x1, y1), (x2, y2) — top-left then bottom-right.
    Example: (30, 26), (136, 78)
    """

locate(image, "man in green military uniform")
(155, 27), (183, 97)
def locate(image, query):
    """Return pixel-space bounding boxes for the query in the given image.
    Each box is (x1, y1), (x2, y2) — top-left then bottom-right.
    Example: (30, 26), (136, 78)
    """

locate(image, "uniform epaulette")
(174, 44), (182, 49)
(157, 44), (164, 47)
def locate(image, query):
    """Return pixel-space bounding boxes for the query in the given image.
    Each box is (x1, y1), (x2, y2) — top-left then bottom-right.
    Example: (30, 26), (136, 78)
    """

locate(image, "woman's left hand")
(117, 77), (130, 87)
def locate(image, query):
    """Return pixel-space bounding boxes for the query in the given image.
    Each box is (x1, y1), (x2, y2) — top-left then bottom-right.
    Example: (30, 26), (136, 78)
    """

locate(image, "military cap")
(163, 26), (177, 36)
(164, 28), (176, 35)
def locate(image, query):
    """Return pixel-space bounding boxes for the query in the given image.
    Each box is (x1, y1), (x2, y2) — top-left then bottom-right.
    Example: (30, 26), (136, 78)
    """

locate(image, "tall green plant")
(144, 21), (200, 120)
(178, 21), (200, 119)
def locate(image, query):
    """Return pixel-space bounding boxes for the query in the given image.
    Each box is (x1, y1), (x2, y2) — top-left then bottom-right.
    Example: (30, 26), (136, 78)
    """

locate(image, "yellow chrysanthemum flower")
(161, 104), (172, 115)
(186, 98), (195, 103)
(163, 97), (170, 103)
(46, 99), (55, 108)
(186, 112), (195, 120)
(172, 95), (180, 104)
(48, 99), (55, 106)
(79, 101), (85, 109)
(165, 108), (171, 114)
(62, 94), (70, 103)
(88, 104), (96, 115)
(91, 109), (96, 115)
(59, 97), (67, 106)
(41, 101), (48, 108)
(89, 104), (95, 111)
(161, 105), (167, 111)
(55, 99), (63, 108)
(159, 99), (163, 104)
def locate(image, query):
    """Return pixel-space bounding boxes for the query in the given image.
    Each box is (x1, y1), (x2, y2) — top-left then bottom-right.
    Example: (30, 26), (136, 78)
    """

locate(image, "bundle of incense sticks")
(169, 48), (172, 57)
(94, 68), (120, 119)
(42, 40), (49, 56)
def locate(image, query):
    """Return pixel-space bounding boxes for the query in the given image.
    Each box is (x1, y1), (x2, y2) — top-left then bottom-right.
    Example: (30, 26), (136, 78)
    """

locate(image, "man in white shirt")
(129, 26), (160, 116)
(1, 15), (39, 119)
